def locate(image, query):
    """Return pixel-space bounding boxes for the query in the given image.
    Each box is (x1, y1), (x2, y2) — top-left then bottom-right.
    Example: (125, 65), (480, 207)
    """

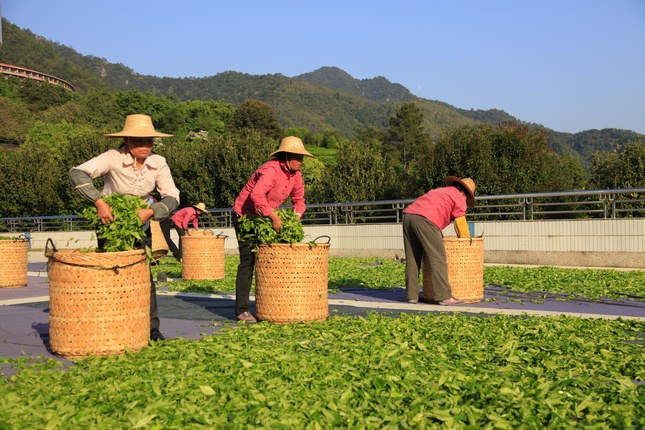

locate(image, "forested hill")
(295, 66), (418, 103)
(0, 18), (640, 163)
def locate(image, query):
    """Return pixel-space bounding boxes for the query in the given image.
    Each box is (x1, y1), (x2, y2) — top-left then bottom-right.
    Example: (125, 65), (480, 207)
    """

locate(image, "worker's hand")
(270, 213), (282, 232)
(95, 198), (114, 224)
(185, 229), (191, 236)
(137, 208), (154, 225)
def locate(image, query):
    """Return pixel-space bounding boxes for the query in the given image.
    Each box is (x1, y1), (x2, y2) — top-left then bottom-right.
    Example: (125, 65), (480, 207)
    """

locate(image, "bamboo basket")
(0, 237), (29, 288)
(422, 237), (484, 303)
(46, 245), (150, 358)
(255, 242), (330, 324)
(149, 220), (169, 260)
(181, 230), (226, 280)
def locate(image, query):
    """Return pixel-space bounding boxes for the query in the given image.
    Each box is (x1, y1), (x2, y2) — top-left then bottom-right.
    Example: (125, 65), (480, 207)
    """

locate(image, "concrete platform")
(1, 254), (643, 373)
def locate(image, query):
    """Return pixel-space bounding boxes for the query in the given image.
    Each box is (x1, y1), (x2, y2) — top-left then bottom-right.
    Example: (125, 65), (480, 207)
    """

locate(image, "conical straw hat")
(192, 203), (209, 213)
(104, 114), (172, 138)
(269, 136), (314, 158)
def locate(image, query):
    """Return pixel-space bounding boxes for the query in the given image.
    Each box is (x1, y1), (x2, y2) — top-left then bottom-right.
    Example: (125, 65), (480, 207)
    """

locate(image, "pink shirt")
(403, 186), (467, 230)
(233, 159), (306, 217)
(172, 207), (200, 230)
(74, 148), (180, 202)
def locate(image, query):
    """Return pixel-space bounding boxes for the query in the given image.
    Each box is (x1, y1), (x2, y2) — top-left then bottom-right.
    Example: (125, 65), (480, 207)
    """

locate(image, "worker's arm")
(454, 216), (471, 238)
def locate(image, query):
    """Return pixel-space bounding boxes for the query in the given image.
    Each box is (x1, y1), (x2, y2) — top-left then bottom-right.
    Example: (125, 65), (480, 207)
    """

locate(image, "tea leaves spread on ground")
(152, 257), (645, 303)
(1, 314), (643, 428)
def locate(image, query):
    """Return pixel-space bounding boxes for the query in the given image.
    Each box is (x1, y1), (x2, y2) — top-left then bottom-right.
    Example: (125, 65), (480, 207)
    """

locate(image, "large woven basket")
(422, 237), (484, 303)
(47, 247), (150, 358)
(255, 242), (330, 324)
(0, 237), (28, 288)
(181, 230), (226, 280)
(149, 220), (169, 260)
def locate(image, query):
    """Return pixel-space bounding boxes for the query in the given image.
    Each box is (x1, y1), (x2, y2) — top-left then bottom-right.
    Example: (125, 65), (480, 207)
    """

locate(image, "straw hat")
(269, 136), (315, 158)
(192, 203), (209, 213)
(104, 114), (172, 138)
(446, 176), (476, 208)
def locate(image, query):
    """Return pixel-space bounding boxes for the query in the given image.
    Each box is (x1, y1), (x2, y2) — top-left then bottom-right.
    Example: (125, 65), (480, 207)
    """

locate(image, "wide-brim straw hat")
(192, 203), (209, 213)
(104, 114), (172, 138)
(269, 136), (315, 158)
(446, 176), (476, 208)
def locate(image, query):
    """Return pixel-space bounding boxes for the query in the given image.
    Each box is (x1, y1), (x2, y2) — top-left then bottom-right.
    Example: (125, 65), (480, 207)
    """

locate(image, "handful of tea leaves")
(237, 209), (304, 251)
(82, 194), (149, 252)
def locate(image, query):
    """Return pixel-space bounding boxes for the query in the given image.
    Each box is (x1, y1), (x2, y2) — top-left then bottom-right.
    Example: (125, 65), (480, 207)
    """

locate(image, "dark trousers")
(98, 232), (159, 329)
(402, 214), (452, 301)
(233, 213), (255, 316)
(159, 218), (185, 260)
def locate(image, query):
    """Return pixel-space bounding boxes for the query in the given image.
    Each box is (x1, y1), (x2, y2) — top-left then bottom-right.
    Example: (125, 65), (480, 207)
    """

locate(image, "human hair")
(452, 183), (468, 195)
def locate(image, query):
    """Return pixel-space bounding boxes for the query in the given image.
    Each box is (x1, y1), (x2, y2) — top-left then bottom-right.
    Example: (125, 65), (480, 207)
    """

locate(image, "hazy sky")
(2, 0), (644, 134)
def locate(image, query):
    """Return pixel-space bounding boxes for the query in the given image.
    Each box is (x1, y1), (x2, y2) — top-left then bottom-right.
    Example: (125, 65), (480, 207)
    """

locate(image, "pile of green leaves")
(237, 208), (304, 250)
(82, 194), (149, 252)
(1, 314), (644, 428)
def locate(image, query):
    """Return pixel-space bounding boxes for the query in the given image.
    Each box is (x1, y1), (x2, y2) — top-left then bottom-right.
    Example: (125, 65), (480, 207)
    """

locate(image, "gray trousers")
(403, 214), (452, 301)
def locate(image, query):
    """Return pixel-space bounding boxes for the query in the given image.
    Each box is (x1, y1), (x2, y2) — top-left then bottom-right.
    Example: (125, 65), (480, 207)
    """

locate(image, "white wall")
(12, 218), (645, 269)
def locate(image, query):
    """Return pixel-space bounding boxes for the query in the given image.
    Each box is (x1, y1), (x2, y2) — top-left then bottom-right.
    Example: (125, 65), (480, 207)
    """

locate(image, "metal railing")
(1, 188), (644, 233)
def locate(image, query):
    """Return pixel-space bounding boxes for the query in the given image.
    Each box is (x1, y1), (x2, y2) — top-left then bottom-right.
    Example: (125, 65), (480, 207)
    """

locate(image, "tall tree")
(386, 102), (429, 173)
(232, 99), (283, 139)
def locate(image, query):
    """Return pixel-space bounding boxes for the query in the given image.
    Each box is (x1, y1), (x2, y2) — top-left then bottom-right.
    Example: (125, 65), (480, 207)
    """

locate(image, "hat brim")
(446, 176), (476, 208)
(192, 205), (209, 213)
(269, 147), (315, 158)
(104, 131), (172, 138)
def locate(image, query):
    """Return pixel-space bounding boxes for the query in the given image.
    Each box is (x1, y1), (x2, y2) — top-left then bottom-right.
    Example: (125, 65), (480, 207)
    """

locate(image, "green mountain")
(1, 18), (641, 165)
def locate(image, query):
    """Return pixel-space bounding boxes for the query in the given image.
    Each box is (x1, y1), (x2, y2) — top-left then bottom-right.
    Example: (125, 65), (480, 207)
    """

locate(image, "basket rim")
(258, 243), (330, 249)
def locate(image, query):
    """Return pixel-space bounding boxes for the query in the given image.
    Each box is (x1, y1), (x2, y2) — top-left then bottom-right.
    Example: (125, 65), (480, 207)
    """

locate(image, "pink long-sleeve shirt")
(403, 186), (467, 230)
(171, 206), (200, 230)
(233, 160), (306, 217)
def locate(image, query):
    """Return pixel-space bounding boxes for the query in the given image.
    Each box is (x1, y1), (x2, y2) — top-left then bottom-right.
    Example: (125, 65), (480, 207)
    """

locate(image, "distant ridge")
(296, 66), (417, 103)
(1, 17), (641, 166)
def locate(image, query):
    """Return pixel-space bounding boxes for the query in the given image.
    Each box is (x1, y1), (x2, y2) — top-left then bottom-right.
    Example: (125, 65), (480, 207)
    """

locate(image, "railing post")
(340, 205), (351, 224)
(607, 193), (615, 218)
(393, 203), (405, 223)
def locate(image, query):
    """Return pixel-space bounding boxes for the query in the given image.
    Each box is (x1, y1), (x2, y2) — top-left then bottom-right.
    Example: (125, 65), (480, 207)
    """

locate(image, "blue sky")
(2, 0), (644, 134)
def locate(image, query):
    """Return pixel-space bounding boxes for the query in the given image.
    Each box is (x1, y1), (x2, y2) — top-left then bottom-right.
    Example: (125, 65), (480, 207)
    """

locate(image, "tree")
(232, 99), (283, 139)
(323, 139), (398, 203)
(591, 136), (645, 189)
(17, 79), (73, 112)
(432, 121), (586, 197)
(386, 102), (429, 173)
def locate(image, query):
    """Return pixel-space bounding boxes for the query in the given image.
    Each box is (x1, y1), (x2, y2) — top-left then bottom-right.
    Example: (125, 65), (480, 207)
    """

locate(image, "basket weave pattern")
(48, 249), (150, 358)
(422, 237), (484, 303)
(255, 243), (330, 323)
(0, 239), (28, 288)
(149, 220), (169, 260)
(181, 231), (226, 280)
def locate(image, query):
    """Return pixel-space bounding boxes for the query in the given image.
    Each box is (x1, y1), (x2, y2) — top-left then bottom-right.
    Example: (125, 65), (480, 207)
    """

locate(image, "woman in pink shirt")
(160, 203), (209, 261)
(403, 176), (476, 306)
(232, 136), (314, 323)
